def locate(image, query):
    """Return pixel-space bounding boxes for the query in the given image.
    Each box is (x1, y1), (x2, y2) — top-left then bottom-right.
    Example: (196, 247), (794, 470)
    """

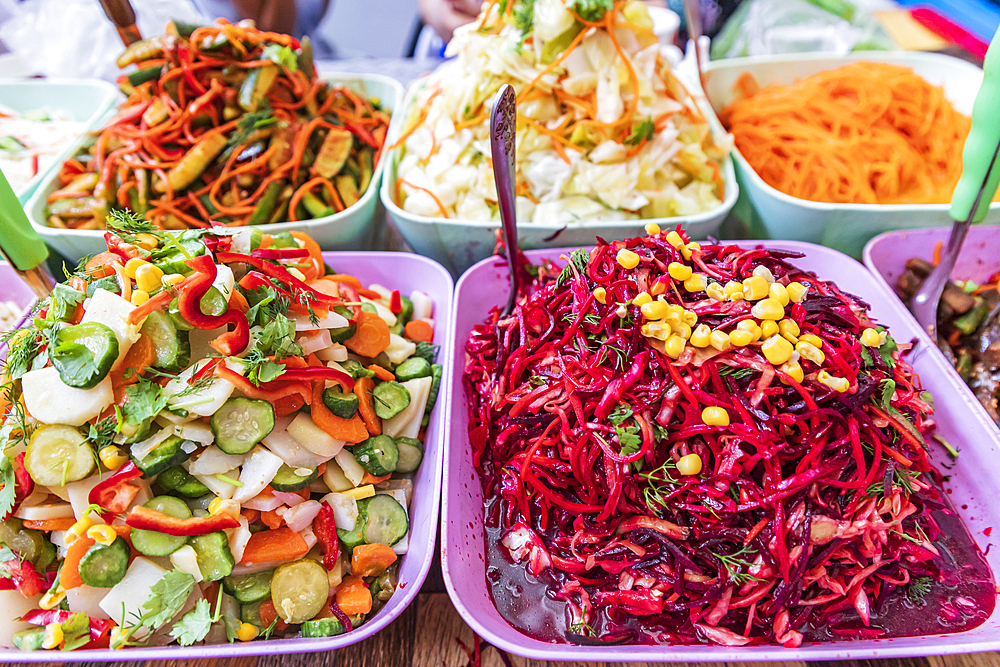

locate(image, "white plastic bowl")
(380, 78), (738, 276)
(702, 51), (1000, 258)
(24, 73), (403, 264)
(0, 78), (119, 204)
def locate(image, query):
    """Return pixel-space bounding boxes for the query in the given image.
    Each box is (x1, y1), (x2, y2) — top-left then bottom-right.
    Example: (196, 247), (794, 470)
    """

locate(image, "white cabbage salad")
(0, 105), (85, 194)
(393, 0), (729, 225)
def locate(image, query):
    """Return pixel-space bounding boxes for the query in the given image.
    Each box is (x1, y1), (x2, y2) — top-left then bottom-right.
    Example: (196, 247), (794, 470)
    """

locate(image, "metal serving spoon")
(911, 29), (1000, 338)
(490, 83), (521, 318)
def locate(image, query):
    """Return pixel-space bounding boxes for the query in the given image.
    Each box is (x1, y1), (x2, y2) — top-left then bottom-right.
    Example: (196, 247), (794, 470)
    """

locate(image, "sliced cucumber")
(223, 569), (273, 604)
(156, 465), (211, 498)
(211, 398), (275, 455)
(340, 359), (374, 380)
(394, 357), (431, 382)
(141, 310), (191, 372)
(270, 463), (319, 492)
(362, 494), (408, 546)
(131, 495), (191, 556)
(270, 559), (329, 624)
(301, 618), (346, 637)
(353, 435), (398, 476)
(425, 364), (443, 416)
(372, 381), (410, 420)
(322, 386), (358, 419)
(394, 437), (424, 474)
(328, 306), (357, 343)
(168, 296), (195, 331)
(12, 627), (45, 651)
(131, 434), (189, 478)
(397, 296), (414, 325)
(79, 536), (129, 588)
(190, 531), (235, 581)
(336, 499), (369, 550)
(49, 321), (119, 389)
(25, 425), (94, 487)
(241, 601), (262, 627)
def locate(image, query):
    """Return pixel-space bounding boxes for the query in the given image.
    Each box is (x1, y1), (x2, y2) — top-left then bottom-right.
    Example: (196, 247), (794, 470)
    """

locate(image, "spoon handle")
(0, 169), (54, 299)
(490, 84), (520, 315)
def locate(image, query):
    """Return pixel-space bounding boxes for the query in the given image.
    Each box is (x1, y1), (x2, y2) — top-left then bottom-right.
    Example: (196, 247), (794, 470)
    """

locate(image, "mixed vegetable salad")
(392, 0), (728, 225)
(45, 20), (390, 231)
(0, 216), (440, 650)
(465, 225), (978, 645)
(0, 105), (85, 195)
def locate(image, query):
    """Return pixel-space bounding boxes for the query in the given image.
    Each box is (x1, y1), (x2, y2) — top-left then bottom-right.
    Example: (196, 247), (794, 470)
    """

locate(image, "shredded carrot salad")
(721, 62), (998, 206)
(45, 20), (390, 231)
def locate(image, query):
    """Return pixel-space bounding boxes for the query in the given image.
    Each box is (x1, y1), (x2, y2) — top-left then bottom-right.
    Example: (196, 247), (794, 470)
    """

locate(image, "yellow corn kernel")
(798, 333), (823, 349)
(39, 587), (66, 610)
(786, 281), (808, 303)
(750, 298), (785, 321)
(762, 335), (794, 365)
(690, 324), (712, 348)
(616, 304), (628, 318)
(162, 273), (184, 287)
(860, 328), (882, 347)
(649, 278), (668, 296)
(664, 303), (684, 321)
(641, 300), (669, 321)
(593, 287), (607, 305)
(702, 406), (730, 427)
(672, 322), (692, 339)
(796, 341), (825, 365)
(681, 311), (698, 328)
(237, 622), (259, 642)
(684, 274), (707, 293)
(110, 626), (126, 650)
(133, 233), (159, 251)
(663, 335), (686, 359)
(343, 484), (375, 501)
(667, 262), (693, 281)
(742, 276), (769, 300)
(66, 517), (94, 545)
(42, 622), (63, 650)
(769, 282), (790, 307)
(633, 292), (653, 308)
(729, 329), (754, 347)
(723, 281), (742, 297)
(677, 453), (703, 476)
(706, 282), (726, 301)
(737, 319), (762, 342)
(641, 322), (670, 341)
(760, 320), (779, 339)
(687, 242), (701, 254)
(134, 263), (164, 293)
(617, 248), (640, 269)
(123, 257), (149, 279)
(208, 497), (241, 518)
(818, 370), (850, 393)
(778, 318), (800, 342)
(665, 230), (684, 248)
(86, 524), (118, 546)
(99, 445), (127, 471)
(130, 290), (150, 306)
(780, 359), (804, 384)
(728, 290), (745, 302)
(752, 265), (775, 283)
(680, 244), (693, 261)
(644, 222), (661, 235)
(709, 330), (731, 352)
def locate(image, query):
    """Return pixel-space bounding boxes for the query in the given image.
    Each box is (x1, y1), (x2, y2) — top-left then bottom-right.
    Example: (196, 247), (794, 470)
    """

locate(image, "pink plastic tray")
(0, 262), (39, 358)
(443, 241), (1000, 661)
(1, 251), (452, 661)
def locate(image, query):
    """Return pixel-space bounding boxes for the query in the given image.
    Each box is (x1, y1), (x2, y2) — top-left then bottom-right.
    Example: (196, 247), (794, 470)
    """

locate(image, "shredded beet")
(464, 228), (955, 646)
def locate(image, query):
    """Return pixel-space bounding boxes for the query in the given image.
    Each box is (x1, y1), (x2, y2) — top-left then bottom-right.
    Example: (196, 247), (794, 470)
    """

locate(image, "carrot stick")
(22, 517), (76, 531)
(61, 536), (96, 590)
(353, 376), (382, 436)
(367, 364), (395, 382)
(240, 526), (309, 564)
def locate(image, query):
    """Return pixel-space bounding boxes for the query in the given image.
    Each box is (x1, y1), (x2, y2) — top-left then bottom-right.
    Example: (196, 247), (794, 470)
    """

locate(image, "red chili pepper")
(343, 118), (378, 148)
(1, 556), (45, 598)
(215, 252), (338, 306)
(21, 609), (115, 639)
(105, 233), (149, 261)
(251, 248), (311, 260)
(389, 289), (402, 314)
(88, 461), (143, 518)
(99, 100), (151, 131)
(30, 153), (39, 178)
(6, 452), (34, 520)
(177, 44), (208, 95)
(313, 502), (339, 570)
(178, 255), (250, 355)
(125, 505), (240, 536)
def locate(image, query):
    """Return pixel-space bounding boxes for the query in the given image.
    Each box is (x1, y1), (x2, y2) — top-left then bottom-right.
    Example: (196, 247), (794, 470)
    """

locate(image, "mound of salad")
(465, 225), (993, 646)
(392, 0), (728, 225)
(0, 215), (440, 650)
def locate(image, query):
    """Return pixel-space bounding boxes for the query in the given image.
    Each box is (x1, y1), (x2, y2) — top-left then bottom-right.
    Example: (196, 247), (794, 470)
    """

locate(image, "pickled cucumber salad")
(392, 0), (729, 225)
(0, 214), (441, 650)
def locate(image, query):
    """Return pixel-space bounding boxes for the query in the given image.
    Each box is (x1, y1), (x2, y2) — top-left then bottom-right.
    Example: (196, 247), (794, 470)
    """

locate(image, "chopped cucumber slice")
(361, 494), (408, 546)
(340, 359), (374, 380)
(353, 435), (398, 476)
(270, 559), (329, 623)
(394, 437), (424, 474)
(141, 310), (191, 372)
(328, 305), (357, 343)
(79, 536), (129, 588)
(425, 364), (442, 416)
(12, 627), (45, 650)
(372, 381), (410, 420)
(336, 499), (369, 550)
(394, 357), (431, 382)
(190, 531), (235, 581)
(131, 434), (189, 477)
(322, 386), (358, 419)
(270, 463), (318, 492)
(300, 618), (346, 637)
(25, 425), (94, 487)
(131, 495), (191, 556)
(156, 465), (211, 498)
(223, 569), (273, 604)
(211, 398), (275, 455)
(397, 296), (414, 325)
(49, 321), (119, 389)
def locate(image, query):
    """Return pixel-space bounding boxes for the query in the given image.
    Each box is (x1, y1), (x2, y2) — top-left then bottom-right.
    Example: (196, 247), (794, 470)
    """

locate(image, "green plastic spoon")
(0, 168), (56, 298)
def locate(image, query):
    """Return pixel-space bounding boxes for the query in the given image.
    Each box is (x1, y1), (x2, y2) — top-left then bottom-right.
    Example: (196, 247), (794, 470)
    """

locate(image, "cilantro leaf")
(170, 598), (213, 646)
(50, 284), (86, 318)
(222, 615), (241, 643)
(261, 44), (298, 71)
(616, 423), (642, 457)
(60, 613), (92, 651)
(123, 379), (168, 427)
(88, 417), (118, 452)
(243, 348), (286, 386)
(257, 314), (302, 359)
(512, 0), (536, 46)
(879, 332), (898, 370)
(48, 339), (100, 388)
(624, 116), (655, 146)
(608, 402), (633, 426)
(569, 0), (614, 23)
(139, 570), (196, 630)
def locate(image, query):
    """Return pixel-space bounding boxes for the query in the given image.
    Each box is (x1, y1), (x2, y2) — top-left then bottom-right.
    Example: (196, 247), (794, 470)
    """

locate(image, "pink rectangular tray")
(0, 261), (40, 358)
(443, 241), (1000, 661)
(2, 251), (453, 662)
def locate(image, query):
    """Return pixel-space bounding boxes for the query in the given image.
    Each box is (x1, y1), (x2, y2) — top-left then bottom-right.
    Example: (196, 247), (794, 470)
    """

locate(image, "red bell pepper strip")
(251, 247), (311, 260)
(216, 361), (314, 406)
(313, 502), (339, 570)
(389, 290), (402, 314)
(1, 556), (45, 598)
(5, 453), (34, 520)
(215, 252), (338, 306)
(125, 505), (240, 536)
(278, 366), (353, 392)
(178, 255), (250, 355)
(88, 461), (143, 518)
(105, 233), (149, 261)
(343, 118), (378, 149)
(21, 609), (116, 640)
(99, 100), (151, 131)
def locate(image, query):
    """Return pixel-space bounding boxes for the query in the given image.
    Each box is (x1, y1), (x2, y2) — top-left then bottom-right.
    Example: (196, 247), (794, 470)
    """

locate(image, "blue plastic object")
(896, 0), (1000, 43)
